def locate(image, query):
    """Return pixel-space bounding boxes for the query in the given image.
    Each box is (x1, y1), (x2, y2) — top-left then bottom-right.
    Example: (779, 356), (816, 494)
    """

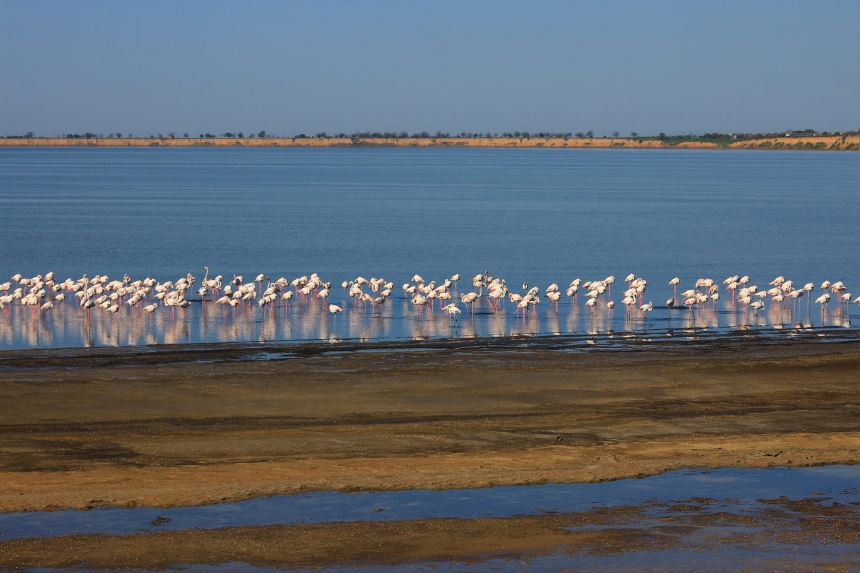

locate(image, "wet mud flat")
(1, 336), (860, 515)
(3, 490), (860, 570)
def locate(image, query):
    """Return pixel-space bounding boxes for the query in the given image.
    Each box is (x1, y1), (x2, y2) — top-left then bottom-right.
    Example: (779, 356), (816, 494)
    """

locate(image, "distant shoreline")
(1, 135), (858, 151)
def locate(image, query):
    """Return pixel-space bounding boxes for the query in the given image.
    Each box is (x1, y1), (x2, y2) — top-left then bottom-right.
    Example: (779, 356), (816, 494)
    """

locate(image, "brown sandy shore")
(1, 336), (860, 516)
(1, 134), (859, 150)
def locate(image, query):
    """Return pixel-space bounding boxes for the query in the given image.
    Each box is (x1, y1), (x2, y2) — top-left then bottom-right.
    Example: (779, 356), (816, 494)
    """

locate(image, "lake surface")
(1, 148), (859, 349)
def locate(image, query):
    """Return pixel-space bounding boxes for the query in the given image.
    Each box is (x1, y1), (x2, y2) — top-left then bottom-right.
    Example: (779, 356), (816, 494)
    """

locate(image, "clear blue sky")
(2, 1), (858, 137)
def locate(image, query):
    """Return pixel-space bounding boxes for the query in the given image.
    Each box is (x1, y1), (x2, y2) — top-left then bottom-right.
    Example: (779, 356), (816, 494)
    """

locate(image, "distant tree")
(26, 131), (34, 138)
(117, 133), (123, 138)
(258, 130), (266, 138)
(169, 132), (176, 138)
(659, 132), (666, 139)
(296, 133), (307, 138)
(315, 132), (327, 138)
(612, 131), (619, 138)
(575, 132), (584, 138)
(183, 133), (189, 138)
(630, 132), (638, 137)
(236, 132), (242, 138)
(586, 130), (594, 138)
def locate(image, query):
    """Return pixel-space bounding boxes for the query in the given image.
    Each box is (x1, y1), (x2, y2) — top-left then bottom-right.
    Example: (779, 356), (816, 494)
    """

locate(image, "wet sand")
(1, 337), (859, 514)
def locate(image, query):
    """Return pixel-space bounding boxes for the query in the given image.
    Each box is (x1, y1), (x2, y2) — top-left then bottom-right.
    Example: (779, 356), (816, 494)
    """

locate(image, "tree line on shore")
(5, 128), (860, 140)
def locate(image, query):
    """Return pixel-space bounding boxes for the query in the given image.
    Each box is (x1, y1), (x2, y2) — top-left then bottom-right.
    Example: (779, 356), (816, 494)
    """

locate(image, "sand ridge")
(1, 135), (858, 150)
(1, 433), (858, 513)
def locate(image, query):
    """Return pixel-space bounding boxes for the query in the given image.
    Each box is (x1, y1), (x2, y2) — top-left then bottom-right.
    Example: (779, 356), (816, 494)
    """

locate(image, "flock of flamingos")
(0, 268), (856, 330)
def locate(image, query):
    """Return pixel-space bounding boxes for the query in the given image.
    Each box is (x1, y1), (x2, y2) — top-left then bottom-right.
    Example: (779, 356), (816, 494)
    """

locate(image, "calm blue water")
(1, 148), (859, 349)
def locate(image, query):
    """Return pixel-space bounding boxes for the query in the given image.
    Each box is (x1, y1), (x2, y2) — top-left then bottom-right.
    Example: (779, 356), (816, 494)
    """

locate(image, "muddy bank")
(2, 496), (858, 569)
(0, 508), (690, 568)
(1, 339), (860, 512)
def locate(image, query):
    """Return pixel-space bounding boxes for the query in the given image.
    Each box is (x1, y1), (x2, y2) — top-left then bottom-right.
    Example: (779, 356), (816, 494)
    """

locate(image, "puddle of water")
(1, 465), (858, 541)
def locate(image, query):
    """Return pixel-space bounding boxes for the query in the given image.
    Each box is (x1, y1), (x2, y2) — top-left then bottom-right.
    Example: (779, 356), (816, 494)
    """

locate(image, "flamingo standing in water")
(450, 274), (460, 293)
(750, 300), (765, 322)
(328, 304), (343, 328)
(461, 292), (478, 315)
(442, 303), (461, 324)
(669, 277), (680, 301)
(411, 294), (428, 317)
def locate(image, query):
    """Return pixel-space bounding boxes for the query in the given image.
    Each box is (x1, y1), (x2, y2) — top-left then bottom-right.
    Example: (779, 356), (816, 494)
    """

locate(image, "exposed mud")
(2, 496), (858, 569)
(1, 338), (860, 512)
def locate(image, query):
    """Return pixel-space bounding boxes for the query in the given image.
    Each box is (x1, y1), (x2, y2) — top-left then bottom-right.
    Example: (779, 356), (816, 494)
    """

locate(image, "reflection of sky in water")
(0, 288), (855, 350)
(1, 465), (858, 541)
